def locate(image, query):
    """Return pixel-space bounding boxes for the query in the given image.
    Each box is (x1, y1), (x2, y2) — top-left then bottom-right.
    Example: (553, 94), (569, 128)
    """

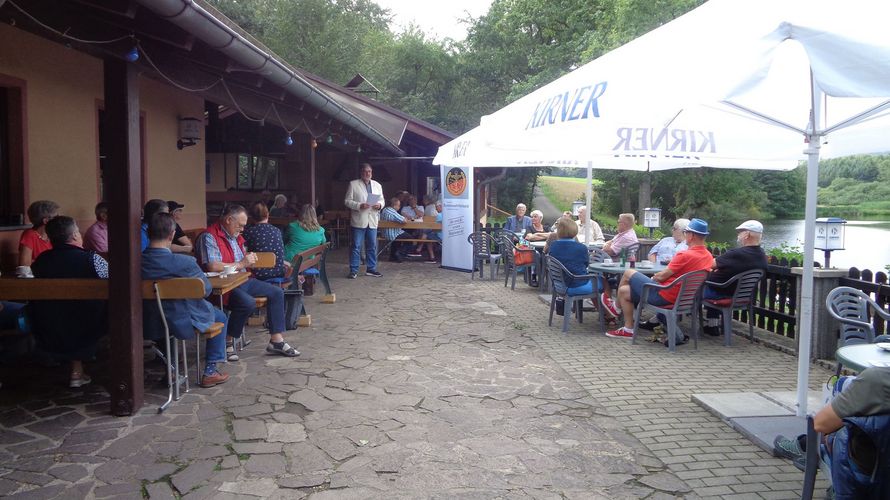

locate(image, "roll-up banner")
(440, 166), (474, 271)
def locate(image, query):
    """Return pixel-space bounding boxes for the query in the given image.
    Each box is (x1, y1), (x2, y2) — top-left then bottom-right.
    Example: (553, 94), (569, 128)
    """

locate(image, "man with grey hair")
(702, 219), (768, 336)
(504, 203), (533, 233)
(575, 206), (605, 244)
(648, 218), (690, 264)
(600, 213), (640, 317)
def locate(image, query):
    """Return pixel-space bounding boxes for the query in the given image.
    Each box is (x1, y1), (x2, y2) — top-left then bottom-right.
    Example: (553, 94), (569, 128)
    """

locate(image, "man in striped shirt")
(379, 198), (419, 262)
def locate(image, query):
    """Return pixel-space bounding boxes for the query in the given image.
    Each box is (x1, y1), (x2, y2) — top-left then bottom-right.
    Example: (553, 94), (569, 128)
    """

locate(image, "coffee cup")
(15, 266), (34, 278)
(603, 258), (613, 265)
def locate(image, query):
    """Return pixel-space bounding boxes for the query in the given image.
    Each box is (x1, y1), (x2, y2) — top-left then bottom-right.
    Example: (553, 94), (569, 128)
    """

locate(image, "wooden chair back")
(142, 278), (206, 299)
(254, 252), (277, 269)
(0, 278), (206, 301)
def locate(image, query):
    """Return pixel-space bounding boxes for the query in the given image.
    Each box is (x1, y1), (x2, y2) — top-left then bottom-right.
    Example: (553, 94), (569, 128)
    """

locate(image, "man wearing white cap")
(702, 220), (768, 336)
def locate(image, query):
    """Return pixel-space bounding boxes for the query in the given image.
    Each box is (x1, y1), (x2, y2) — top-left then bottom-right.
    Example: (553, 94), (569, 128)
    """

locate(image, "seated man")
(702, 220), (768, 336)
(600, 213), (640, 317)
(141, 199), (169, 252)
(196, 204), (300, 359)
(575, 206), (605, 245)
(143, 213), (229, 388)
(379, 197), (417, 262)
(503, 203), (533, 233)
(606, 218), (713, 346)
(648, 218), (689, 264)
(31, 216), (108, 388)
(167, 201), (194, 254)
(775, 367), (890, 498)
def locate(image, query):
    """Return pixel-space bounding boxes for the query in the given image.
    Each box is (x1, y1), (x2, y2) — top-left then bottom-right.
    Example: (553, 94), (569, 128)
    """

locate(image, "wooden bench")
(284, 242), (334, 329)
(0, 277), (220, 412)
(376, 220), (442, 258)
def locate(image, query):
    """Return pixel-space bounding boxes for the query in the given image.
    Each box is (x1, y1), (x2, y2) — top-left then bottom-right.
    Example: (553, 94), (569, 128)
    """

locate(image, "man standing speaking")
(344, 163), (384, 279)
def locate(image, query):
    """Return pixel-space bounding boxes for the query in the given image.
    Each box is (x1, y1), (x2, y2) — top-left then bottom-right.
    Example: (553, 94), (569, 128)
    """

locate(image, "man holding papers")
(344, 163), (385, 279)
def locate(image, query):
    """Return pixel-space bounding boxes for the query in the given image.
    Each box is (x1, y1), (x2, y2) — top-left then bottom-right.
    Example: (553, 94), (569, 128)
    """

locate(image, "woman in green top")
(284, 204), (327, 262)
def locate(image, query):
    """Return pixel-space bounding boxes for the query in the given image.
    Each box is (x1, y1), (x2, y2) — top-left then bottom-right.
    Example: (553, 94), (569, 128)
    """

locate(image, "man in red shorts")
(606, 218), (714, 346)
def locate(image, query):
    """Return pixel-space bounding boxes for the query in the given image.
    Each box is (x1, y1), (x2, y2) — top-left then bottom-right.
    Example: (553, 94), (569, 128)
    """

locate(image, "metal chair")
(800, 415), (821, 500)
(490, 228), (517, 276)
(146, 279), (224, 413)
(826, 286), (890, 346)
(501, 236), (535, 290)
(632, 270), (708, 352)
(468, 232), (501, 280)
(547, 257), (599, 333)
(698, 269), (765, 346)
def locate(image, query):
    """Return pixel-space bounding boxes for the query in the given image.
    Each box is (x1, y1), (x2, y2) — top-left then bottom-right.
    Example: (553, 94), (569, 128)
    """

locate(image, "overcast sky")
(374, 0), (493, 41)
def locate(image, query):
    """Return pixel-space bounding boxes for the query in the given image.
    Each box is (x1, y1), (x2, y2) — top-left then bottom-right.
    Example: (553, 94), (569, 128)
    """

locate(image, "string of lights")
(6, 1), (358, 147)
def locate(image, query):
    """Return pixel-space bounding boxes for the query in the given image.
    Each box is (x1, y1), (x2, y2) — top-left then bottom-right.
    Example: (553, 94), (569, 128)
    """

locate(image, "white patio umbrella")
(434, 0), (890, 416)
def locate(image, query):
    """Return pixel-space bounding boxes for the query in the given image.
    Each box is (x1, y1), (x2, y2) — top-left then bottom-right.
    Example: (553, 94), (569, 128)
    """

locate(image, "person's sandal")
(226, 344), (239, 362)
(266, 342), (300, 357)
(69, 373), (92, 388)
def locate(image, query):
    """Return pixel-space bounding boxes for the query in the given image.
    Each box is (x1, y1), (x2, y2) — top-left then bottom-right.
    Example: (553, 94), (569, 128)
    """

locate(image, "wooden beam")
(103, 58), (144, 416)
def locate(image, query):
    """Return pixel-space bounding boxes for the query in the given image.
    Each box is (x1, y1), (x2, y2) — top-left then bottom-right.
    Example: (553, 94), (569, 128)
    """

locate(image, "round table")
(588, 262), (666, 276)
(836, 343), (890, 372)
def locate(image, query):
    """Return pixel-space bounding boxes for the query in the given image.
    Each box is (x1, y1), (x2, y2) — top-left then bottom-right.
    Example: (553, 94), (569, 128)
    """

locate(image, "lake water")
(708, 219), (890, 273)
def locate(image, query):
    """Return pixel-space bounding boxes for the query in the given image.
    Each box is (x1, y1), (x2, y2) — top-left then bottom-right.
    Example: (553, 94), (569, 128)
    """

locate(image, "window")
(0, 81), (25, 226)
(237, 154), (279, 190)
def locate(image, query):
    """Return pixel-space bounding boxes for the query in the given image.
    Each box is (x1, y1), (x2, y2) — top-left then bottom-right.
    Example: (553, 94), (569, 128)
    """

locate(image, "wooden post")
(103, 58), (144, 416)
(309, 135), (316, 206)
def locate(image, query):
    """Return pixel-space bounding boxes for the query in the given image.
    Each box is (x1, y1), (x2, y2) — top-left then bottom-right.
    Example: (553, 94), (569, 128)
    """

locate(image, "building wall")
(0, 24), (206, 268)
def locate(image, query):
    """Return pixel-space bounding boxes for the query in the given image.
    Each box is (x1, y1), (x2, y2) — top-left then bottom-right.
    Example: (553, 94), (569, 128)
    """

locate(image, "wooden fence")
(708, 246), (800, 338)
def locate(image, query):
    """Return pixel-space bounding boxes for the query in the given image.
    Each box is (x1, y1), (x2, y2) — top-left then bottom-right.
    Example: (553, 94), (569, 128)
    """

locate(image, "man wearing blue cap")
(607, 218), (714, 346)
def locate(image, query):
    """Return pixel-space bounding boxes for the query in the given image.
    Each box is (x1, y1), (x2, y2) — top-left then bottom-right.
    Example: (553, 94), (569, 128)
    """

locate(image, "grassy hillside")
(538, 176), (603, 212)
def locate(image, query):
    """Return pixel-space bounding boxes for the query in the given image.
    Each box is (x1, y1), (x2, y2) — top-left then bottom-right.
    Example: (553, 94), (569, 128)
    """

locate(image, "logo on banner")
(445, 168), (468, 197)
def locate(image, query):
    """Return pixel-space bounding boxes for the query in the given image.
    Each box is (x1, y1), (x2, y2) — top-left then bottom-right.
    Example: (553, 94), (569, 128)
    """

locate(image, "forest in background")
(208, 0), (884, 223)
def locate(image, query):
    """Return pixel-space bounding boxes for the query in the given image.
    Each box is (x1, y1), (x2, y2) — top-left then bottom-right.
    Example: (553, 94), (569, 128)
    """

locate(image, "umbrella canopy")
(435, 0), (890, 171)
(435, 0), (890, 416)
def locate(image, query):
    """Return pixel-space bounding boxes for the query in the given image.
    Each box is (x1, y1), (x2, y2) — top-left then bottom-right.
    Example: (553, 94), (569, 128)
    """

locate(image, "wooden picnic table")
(208, 271), (250, 309)
(377, 219), (442, 231)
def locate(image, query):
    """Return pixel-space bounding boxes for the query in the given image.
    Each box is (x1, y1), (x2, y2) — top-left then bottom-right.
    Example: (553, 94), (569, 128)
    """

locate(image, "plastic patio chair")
(467, 231), (501, 281)
(501, 236), (536, 290)
(632, 269), (708, 352)
(547, 257), (599, 333)
(698, 268), (765, 346)
(490, 228), (517, 275)
(826, 286), (890, 346)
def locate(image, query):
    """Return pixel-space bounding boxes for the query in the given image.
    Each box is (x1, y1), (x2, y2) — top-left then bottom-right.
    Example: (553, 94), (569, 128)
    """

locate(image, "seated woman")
(525, 210), (551, 241)
(284, 204), (327, 263)
(19, 200), (60, 267)
(242, 202), (288, 283)
(547, 216), (600, 296)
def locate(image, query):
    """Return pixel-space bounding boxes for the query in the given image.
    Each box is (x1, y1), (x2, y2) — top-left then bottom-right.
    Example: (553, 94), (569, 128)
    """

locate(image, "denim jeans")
(350, 226), (378, 273)
(205, 308), (228, 364)
(227, 278), (285, 338)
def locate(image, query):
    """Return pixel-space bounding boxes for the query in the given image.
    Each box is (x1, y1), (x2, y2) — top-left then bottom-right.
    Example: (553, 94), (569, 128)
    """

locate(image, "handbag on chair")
(514, 246), (534, 266)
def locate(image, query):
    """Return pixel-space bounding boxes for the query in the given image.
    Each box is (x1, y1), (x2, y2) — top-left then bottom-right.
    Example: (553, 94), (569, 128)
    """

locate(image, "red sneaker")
(605, 327), (634, 338)
(600, 293), (621, 318)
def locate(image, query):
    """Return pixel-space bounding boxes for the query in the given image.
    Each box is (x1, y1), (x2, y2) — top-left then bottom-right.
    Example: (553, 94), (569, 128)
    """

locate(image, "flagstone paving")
(0, 253), (832, 499)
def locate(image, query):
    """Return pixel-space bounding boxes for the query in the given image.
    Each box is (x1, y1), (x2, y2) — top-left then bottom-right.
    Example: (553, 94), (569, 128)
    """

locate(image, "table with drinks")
(588, 261), (667, 276)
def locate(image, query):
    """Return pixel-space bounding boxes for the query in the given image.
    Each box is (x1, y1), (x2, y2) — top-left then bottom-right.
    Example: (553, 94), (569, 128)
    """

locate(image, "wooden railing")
(707, 246), (800, 338)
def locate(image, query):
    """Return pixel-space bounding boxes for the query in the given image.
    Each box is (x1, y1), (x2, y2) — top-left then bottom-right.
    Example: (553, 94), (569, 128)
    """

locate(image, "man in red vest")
(197, 204), (300, 360)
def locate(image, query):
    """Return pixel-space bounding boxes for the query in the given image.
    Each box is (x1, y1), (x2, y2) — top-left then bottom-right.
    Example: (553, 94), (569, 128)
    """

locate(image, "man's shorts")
(629, 272), (671, 307)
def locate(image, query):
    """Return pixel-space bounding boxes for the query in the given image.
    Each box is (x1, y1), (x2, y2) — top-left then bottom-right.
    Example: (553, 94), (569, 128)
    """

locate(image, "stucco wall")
(0, 24), (207, 268)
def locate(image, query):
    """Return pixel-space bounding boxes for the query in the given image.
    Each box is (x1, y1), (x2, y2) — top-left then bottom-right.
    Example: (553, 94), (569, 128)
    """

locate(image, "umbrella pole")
(795, 83), (823, 417)
(585, 163), (593, 241)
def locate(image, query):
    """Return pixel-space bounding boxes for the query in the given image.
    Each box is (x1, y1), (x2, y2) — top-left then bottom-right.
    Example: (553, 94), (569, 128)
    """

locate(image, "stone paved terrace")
(0, 250), (834, 499)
